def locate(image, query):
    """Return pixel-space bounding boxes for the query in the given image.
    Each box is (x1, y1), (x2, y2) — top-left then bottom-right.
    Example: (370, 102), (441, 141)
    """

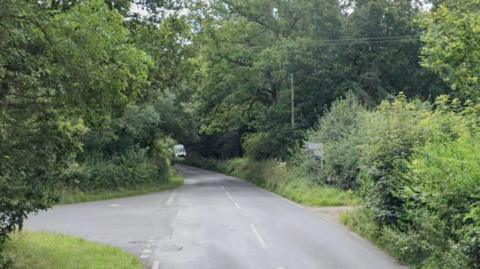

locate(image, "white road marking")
(224, 191), (234, 201)
(166, 190), (176, 207)
(109, 204), (119, 207)
(143, 249), (152, 254)
(224, 190), (242, 210)
(277, 267), (285, 269)
(250, 224), (267, 248)
(220, 185), (242, 210)
(140, 253), (150, 259)
(152, 260), (160, 269)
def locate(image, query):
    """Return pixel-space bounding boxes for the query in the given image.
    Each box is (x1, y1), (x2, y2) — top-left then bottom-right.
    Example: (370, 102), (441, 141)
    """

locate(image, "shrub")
(62, 148), (169, 193)
(358, 94), (475, 225)
(400, 134), (480, 268)
(343, 95), (480, 268)
(357, 94), (434, 225)
(182, 153), (224, 172)
(302, 93), (366, 189)
(242, 132), (283, 160)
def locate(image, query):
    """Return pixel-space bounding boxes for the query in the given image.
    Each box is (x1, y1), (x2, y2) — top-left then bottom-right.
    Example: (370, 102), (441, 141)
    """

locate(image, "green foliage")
(0, 0), (195, 263)
(192, 0), (446, 160)
(337, 94), (480, 268)
(59, 172), (183, 205)
(302, 93), (366, 188)
(340, 0), (446, 104)
(358, 94), (474, 225)
(63, 148), (169, 193)
(400, 135), (480, 268)
(420, 0), (480, 98)
(242, 132), (284, 160)
(0, 0), (152, 263)
(357, 94), (433, 225)
(193, 0), (346, 158)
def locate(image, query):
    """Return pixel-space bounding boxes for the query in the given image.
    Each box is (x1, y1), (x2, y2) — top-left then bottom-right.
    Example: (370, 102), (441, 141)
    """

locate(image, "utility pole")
(290, 73), (295, 129)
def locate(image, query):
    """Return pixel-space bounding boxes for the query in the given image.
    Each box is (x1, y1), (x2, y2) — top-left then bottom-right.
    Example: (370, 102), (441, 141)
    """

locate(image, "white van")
(173, 144), (187, 157)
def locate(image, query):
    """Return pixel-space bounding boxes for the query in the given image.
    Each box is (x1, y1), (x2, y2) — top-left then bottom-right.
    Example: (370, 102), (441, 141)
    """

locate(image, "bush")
(62, 148), (169, 193)
(357, 94), (474, 225)
(242, 132), (283, 160)
(343, 94), (480, 268)
(357, 94), (434, 225)
(400, 134), (480, 268)
(302, 93), (366, 189)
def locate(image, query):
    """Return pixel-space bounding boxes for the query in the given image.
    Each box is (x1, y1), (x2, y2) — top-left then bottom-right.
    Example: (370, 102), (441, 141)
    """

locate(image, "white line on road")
(109, 204), (119, 207)
(224, 190), (234, 201)
(166, 190), (176, 207)
(250, 224), (267, 248)
(151, 260), (160, 269)
(277, 267), (285, 269)
(224, 190), (242, 210)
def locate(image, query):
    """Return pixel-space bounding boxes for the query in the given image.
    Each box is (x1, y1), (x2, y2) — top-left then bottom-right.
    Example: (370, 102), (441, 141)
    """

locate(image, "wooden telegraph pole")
(290, 73), (295, 129)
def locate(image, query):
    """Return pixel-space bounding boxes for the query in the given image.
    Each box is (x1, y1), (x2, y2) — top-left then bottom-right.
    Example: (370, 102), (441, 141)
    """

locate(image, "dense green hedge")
(61, 148), (169, 193)
(306, 94), (480, 268)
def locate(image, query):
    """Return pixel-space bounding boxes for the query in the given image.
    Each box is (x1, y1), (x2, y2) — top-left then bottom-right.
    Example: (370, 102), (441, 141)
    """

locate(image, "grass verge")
(340, 208), (383, 245)
(341, 209), (412, 266)
(4, 231), (143, 269)
(267, 179), (359, 206)
(184, 156), (359, 206)
(58, 171), (183, 204)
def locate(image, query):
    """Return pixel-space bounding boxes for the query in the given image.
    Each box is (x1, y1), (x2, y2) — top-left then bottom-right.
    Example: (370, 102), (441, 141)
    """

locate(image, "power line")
(321, 35), (420, 43)
(315, 35), (421, 46)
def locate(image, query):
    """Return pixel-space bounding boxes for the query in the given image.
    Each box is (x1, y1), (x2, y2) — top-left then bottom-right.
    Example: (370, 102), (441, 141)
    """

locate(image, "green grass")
(4, 232), (143, 269)
(59, 172), (183, 204)
(340, 208), (383, 243)
(340, 209), (411, 265)
(269, 180), (359, 206)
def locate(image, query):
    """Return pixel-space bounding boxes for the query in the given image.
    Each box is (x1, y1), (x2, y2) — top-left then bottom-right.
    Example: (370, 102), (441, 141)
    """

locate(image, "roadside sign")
(307, 142), (323, 158)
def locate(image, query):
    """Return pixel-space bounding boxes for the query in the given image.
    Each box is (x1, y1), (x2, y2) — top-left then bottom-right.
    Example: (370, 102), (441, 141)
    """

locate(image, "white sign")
(306, 142), (323, 157)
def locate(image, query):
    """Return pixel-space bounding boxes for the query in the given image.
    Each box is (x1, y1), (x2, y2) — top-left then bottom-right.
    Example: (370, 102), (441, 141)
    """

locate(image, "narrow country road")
(27, 165), (406, 269)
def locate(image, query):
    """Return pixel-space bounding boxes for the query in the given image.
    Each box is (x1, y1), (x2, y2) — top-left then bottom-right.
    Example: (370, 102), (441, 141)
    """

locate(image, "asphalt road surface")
(27, 165), (406, 269)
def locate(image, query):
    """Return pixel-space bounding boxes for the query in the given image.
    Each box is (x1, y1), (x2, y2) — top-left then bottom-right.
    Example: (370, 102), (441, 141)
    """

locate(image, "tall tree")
(338, 0), (447, 105)
(192, 0), (446, 159)
(0, 0), (151, 254)
(420, 0), (480, 99)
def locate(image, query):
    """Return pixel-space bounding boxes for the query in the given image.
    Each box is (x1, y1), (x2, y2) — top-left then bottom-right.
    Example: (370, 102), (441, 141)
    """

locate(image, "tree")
(338, 0), (447, 105)
(0, 1), (151, 261)
(191, 0), (446, 159)
(192, 0), (344, 158)
(420, 0), (480, 99)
